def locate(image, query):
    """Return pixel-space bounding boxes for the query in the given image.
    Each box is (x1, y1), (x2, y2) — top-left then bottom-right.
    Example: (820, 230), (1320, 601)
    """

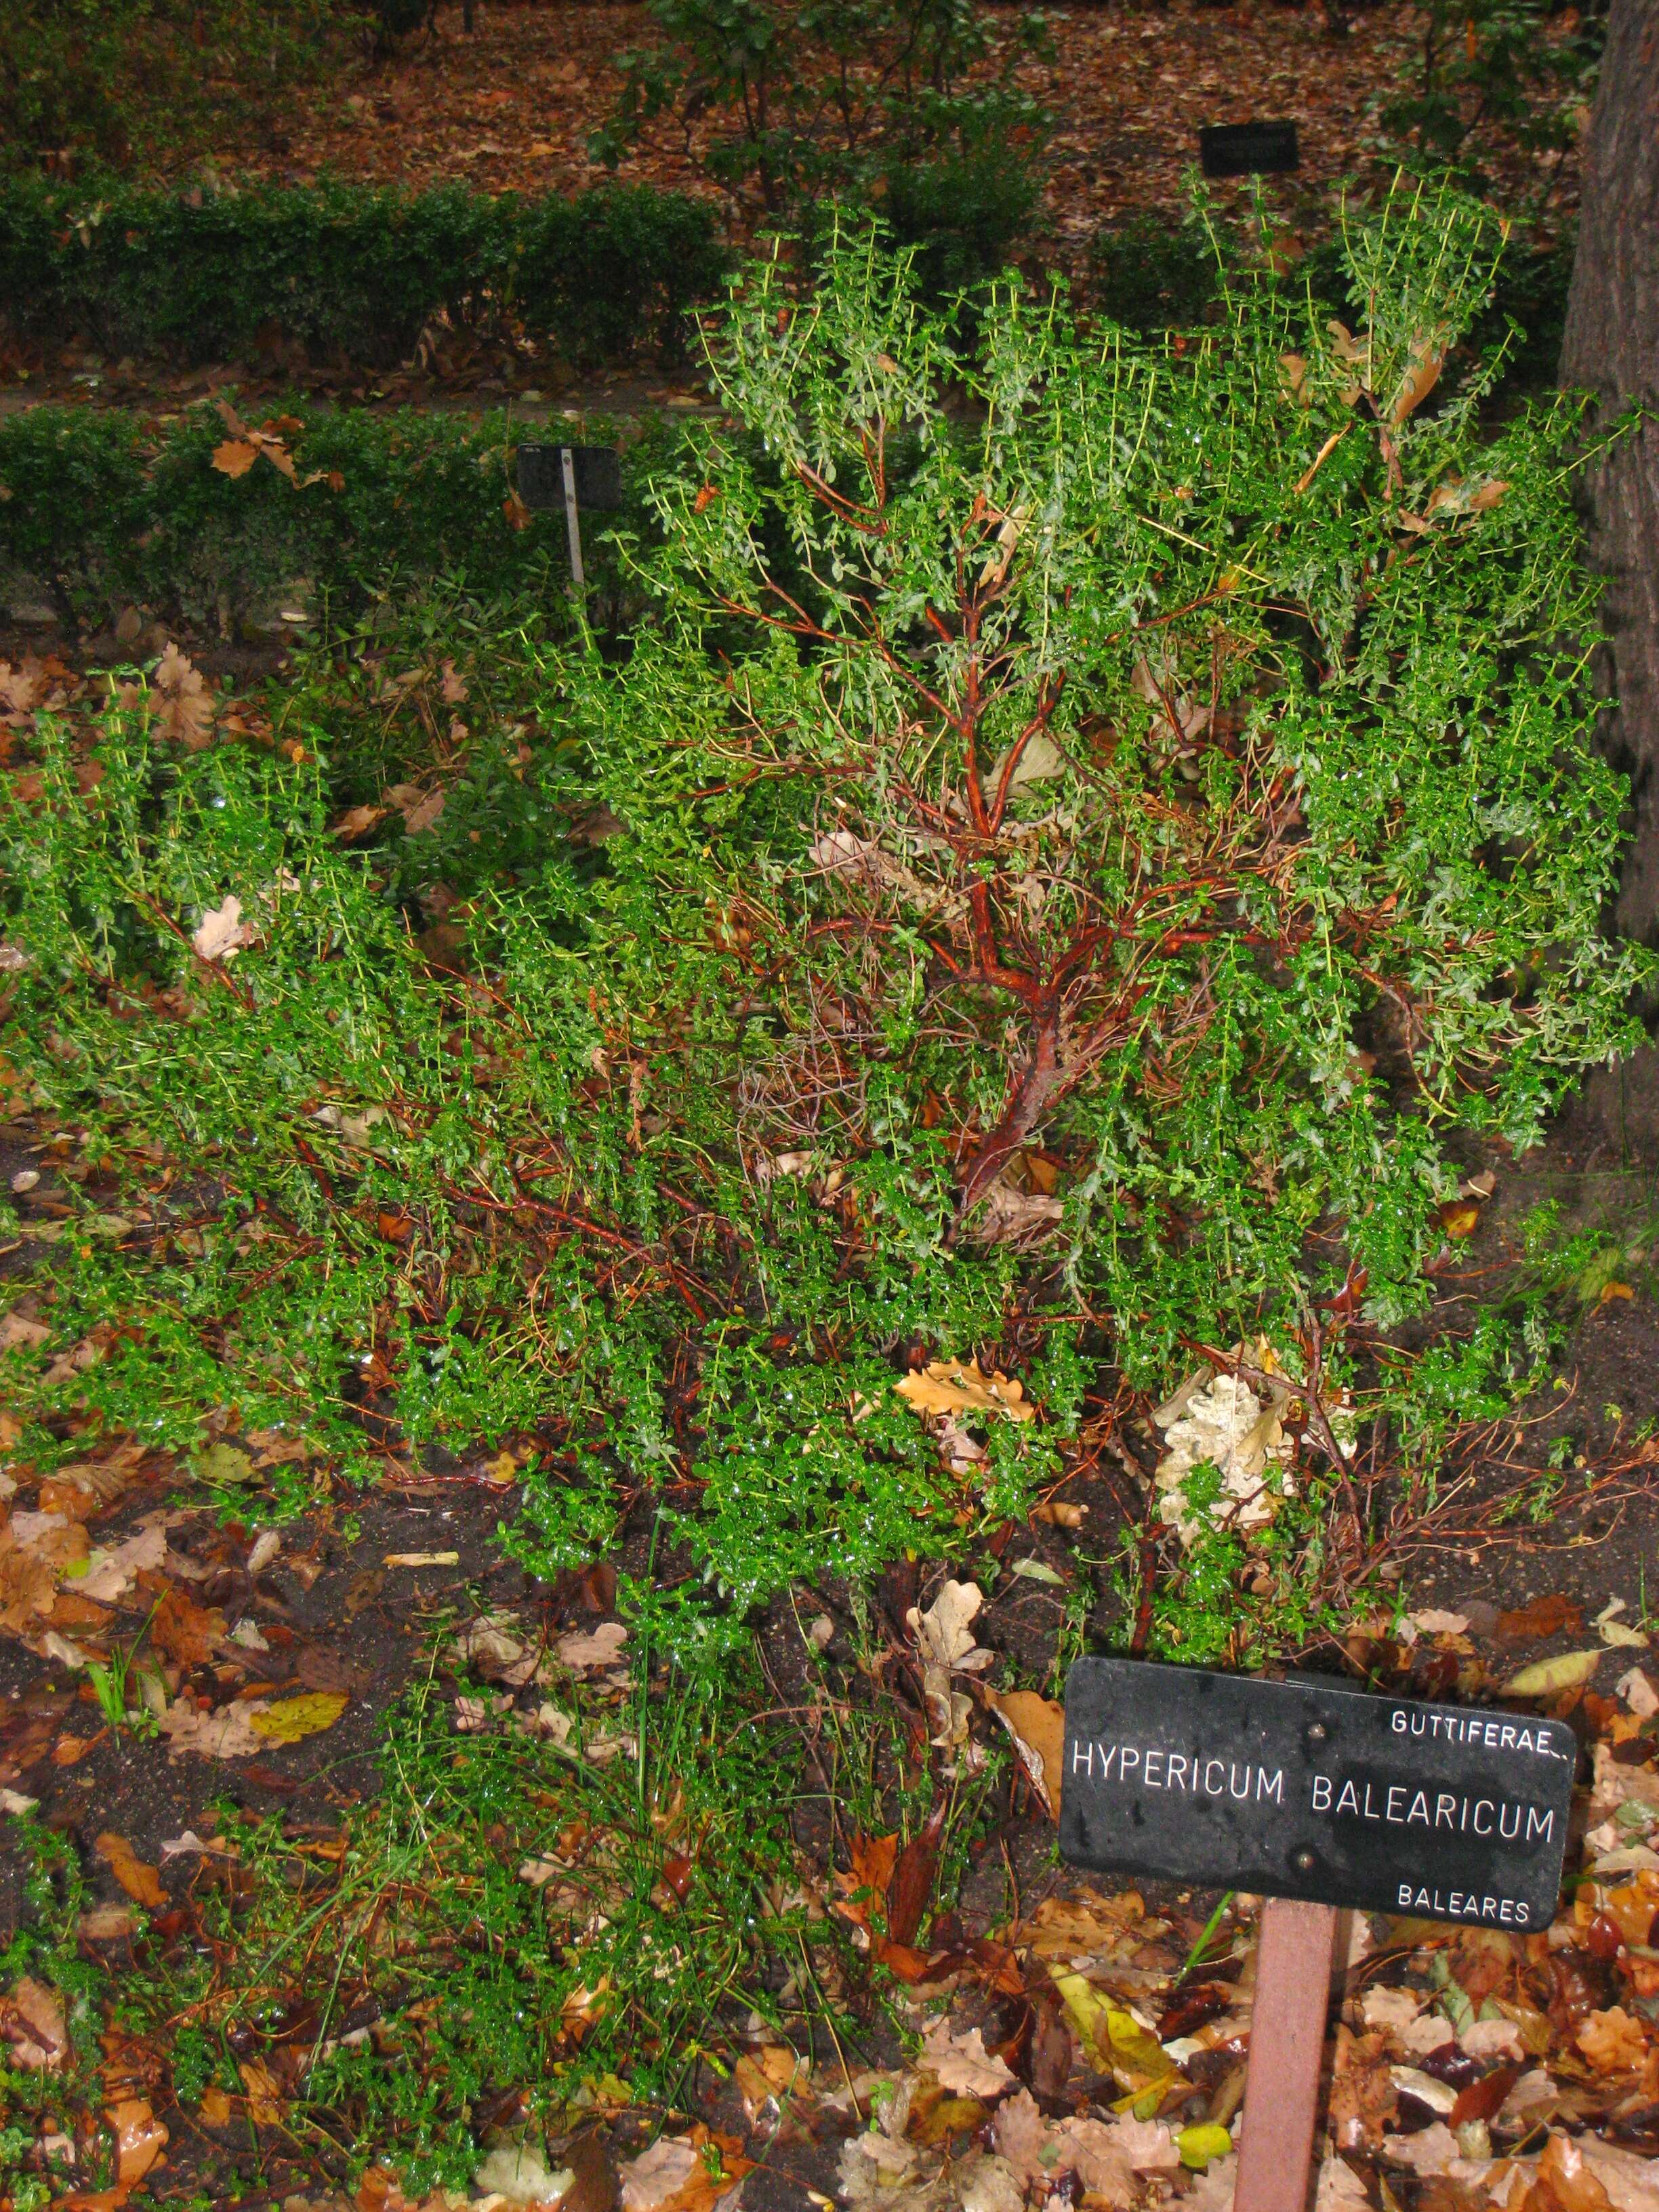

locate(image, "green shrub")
(874, 136), (1043, 304)
(0, 176), (728, 369)
(594, 0), (1052, 215)
(0, 0), (342, 177)
(0, 403), (675, 630)
(0, 193), (1649, 1656)
(505, 185), (732, 366)
(1375, 0), (1605, 188)
(1088, 210), (1223, 331)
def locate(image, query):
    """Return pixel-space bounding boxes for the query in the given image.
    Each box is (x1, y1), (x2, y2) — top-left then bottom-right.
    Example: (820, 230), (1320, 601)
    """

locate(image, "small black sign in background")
(1061, 1658), (1576, 1930)
(516, 444), (625, 512)
(1200, 121), (1300, 178)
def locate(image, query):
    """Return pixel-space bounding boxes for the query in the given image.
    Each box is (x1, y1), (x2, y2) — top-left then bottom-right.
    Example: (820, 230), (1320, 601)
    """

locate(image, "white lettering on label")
(1309, 1774), (1555, 1845)
(1395, 1883), (1532, 1927)
(1075, 1722), (1561, 1865)
(1389, 1708), (1569, 1761)
(1073, 1742), (1284, 1804)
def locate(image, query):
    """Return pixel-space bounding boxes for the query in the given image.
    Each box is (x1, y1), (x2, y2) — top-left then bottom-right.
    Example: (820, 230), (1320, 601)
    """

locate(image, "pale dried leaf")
(1603, 1620), (1651, 1650)
(556, 1622), (629, 1674)
(332, 802), (389, 840)
(1359, 1986), (1422, 2034)
(3, 1975), (66, 2069)
(1103, 2117), (1180, 2172)
(1579, 2136), (1659, 2212)
(1315, 2158), (1370, 2212)
(991, 2090), (1050, 2188)
(1387, 335), (1447, 426)
(1460, 2018), (1525, 2063)
(160, 1697), (270, 1759)
(619, 2137), (699, 2212)
(1577, 2005), (1647, 2072)
(472, 2143), (575, 2209)
(955, 2154), (1023, 2212)
(1397, 2012), (1456, 2056)
(921, 2020), (1016, 2098)
(79, 1902), (138, 1940)
(1503, 1650), (1602, 1697)
(1379, 2123), (1458, 2175)
(894, 1359), (1036, 1423)
(1154, 1355), (1295, 1549)
(192, 894), (251, 963)
(907, 1580), (990, 1674)
(79, 1521), (169, 1603)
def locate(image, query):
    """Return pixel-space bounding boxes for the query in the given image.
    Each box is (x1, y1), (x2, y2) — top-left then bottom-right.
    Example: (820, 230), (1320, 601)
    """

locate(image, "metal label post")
(559, 445), (586, 594)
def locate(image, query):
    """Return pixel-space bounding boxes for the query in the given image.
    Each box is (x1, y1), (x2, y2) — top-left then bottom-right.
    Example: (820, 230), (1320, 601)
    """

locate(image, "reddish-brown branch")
(794, 459), (887, 534)
(956, 1004), (1063, 1212)
(987, 676), (1065, 832)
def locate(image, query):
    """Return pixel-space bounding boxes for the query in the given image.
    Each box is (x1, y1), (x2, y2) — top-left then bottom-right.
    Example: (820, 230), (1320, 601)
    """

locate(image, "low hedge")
(0, 401), (677, 632)
(0, 175), (729, 368)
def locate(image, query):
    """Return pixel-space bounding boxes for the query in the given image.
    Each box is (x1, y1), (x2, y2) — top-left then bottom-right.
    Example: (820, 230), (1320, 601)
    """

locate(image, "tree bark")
(1560, 0), (1659, 947)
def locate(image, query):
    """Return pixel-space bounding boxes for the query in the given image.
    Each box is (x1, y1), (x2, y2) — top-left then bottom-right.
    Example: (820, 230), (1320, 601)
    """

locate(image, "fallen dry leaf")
(192, 893), (251, 963)
(1386, 334), (1447, 426)
(79, 1903), (139, 1941)
(2, 1974), (66, 2070)
(401, 785), (447, 836)
(834, 1830), (897, 1933)
(472, 2142), (575, 2207)
(108, 2095), (168, 2186)
(78, 1521), (169, 1604)
(1360, 1986), (1423, 2034)
(150, 1583), (228, 1666)
(248, 1690), (348, 1744)
(1578, 2005), (1647, 2072)
(1153, 1350), (1296, 1549)
(160, 1697), (271, 1759)
(895, 1358), (1036, 1424)
(907, 1579), (994, 1752)
(239, 2055), (284, 2125)
(557, 1622), (628, 1673)
(148, 642), (214, 750)
(1603, 1619), (1652, 1650)
(211, 439), (260, 478)
(922, 2020), (1017, 2100)
(1496, 1592), (1584, 1640)
(1504, 1650), (1602, 1698)
(95, 1831), (166, 1909)
(985, 1687), (1065, 1818)
(619, 2138), (700, 2212)
(331, 802), (390, 840)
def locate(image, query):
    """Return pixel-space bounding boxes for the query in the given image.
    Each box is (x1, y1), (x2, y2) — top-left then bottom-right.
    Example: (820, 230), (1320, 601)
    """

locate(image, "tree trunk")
(1559, 0), (1659, 947)
(1559, 0), (1659, 1154)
